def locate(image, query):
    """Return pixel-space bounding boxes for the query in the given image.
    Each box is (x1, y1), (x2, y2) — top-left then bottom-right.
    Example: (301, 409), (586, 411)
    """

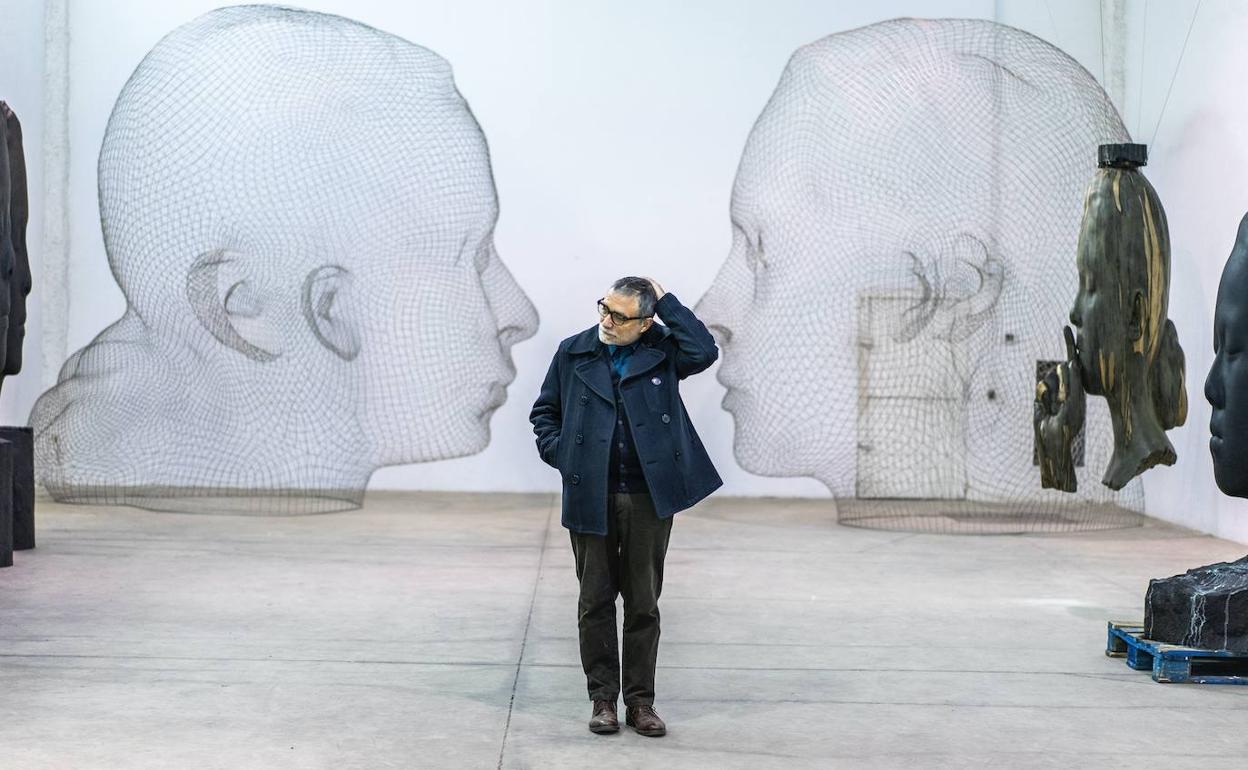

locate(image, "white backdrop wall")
(7, 0), (1245, 542)
(1110, 0), (1248, 545)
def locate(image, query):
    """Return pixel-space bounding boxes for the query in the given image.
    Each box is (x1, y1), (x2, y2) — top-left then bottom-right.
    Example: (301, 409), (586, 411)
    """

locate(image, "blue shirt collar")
(606, 340), (639, 355)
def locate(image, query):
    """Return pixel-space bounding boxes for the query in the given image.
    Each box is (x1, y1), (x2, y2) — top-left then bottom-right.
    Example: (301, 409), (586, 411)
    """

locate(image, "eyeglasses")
(597, 298), (651, 326)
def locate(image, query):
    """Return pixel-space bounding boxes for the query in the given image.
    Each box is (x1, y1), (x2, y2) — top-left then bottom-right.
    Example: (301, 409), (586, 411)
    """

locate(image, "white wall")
(17, 0), (1248, 542)
(1111, 0), (1248, 544)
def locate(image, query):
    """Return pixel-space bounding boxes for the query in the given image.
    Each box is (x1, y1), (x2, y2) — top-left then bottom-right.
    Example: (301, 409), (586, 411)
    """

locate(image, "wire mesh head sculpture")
(695, 18), (1142, 532)
(29, 6), (538, 513)
(1, 102), (30, 381)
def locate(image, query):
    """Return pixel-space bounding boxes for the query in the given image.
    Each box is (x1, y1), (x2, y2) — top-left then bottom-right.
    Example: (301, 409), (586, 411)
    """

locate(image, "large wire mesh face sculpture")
(696, 19), (1141, 532)
(29, 6), (538, 513)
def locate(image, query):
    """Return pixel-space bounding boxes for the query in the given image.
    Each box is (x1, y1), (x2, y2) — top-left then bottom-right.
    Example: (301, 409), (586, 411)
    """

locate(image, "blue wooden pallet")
(1106, 621), (1248, 685)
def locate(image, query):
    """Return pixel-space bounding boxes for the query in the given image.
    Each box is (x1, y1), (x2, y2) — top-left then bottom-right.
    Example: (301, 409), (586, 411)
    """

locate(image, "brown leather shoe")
(625, 705), (666, 737)
(588, 699), (619, 734)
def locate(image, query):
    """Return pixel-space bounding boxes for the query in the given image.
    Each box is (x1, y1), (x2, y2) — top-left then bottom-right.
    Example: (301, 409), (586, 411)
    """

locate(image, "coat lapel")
(567, 323), (670, 396)
(574, 358), (613, 403)
(621, 346), (666, 381)
(621, 322), (670, 381)
(570, 328), (614, 403)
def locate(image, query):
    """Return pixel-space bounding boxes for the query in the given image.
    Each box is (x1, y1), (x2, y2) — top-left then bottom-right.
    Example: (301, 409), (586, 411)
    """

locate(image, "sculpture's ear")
(302, 265), (360, 362)
(1153, 319), (1188, 429)
(186, 249), (280, 362)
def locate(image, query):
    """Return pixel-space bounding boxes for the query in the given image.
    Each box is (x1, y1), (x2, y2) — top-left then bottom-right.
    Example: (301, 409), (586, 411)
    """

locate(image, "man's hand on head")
(645, 277), (666, 301)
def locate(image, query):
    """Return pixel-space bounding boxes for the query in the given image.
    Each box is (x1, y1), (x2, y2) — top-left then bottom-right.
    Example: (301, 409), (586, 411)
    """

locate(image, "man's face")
(598, 290), (650, 346)
(1069, 205), (1121, 398)
(1206, 248), (1248, 497)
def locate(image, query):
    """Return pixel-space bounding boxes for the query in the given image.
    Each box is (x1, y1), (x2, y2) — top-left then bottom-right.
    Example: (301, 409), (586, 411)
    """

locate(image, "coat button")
(661, 414), (670, 424)
(675, 450), (681, 459)
(575, 434), (583, 444)
(580, 395), (588, 404)
(570, 474), (580, 485)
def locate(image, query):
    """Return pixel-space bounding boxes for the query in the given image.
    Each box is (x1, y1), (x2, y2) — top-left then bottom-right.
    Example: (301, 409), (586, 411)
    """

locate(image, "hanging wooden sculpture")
(1035, 143), (1187, 492)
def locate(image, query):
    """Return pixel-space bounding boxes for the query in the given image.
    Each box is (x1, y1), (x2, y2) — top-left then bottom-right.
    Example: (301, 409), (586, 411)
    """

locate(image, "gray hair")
(610, 276), (657, 318)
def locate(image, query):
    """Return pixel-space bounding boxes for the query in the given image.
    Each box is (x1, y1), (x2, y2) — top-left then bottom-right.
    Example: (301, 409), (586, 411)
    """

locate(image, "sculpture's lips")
(476, 381), (508, 418)
(721, 387), (749, 414)
(1210, 412), (1225, 440)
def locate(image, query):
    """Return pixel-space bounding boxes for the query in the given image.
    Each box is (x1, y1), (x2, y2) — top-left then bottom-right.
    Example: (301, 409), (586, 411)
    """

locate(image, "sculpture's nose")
(480, 244), (538, 350)
(695, 241), (754, 348)
(1206, 358), (1224, 410)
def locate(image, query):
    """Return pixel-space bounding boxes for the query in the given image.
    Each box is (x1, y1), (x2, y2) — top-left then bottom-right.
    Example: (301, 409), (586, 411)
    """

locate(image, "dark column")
(0, 439), (13, 567)
(0, 427), (34, 550)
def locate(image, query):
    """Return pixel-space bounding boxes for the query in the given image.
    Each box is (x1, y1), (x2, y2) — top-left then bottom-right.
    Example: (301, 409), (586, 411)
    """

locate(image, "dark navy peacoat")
(529, 293), (723, 535)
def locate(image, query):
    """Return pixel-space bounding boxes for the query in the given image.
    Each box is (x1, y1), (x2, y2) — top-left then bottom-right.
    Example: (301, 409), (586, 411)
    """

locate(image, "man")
(530, 276), (722, 737)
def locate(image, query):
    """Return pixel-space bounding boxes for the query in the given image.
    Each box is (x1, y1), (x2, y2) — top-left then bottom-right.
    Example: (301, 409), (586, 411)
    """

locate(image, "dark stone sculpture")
(2, 102), (32, 380)
(0, 103), (32, 563)
(1146, 557), (1248, 652)
(1206, 213), (1248, 499)
(1036, 144), (1187, 492)
(1144, 213), (1248, 651)
(1, 427), (34, 550)
(0, 104), (14, 380)
(0, 439), (12, 567)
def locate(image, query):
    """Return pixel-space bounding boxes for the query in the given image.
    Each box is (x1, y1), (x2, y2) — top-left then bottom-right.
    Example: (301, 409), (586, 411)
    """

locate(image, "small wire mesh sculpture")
(696, 18), (1143, 533)
(29, 6), (538, 514)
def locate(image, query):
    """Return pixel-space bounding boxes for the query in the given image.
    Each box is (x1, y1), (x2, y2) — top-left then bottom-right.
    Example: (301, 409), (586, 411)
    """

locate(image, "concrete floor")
(2, 491), (1247, 769)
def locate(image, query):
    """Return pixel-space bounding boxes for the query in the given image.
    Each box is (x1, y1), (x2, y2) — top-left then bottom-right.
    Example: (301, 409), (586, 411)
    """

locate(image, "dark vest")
(607, 346), (647, 494)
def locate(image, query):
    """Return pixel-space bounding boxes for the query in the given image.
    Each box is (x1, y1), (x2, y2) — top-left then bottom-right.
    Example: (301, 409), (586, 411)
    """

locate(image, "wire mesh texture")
(695, 18), (1143, 534)
(28, 6), (538, 514)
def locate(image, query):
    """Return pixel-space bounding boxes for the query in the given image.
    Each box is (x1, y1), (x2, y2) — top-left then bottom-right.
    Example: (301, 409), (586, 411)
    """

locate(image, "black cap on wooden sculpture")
(1097, 143), (1147, 169)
